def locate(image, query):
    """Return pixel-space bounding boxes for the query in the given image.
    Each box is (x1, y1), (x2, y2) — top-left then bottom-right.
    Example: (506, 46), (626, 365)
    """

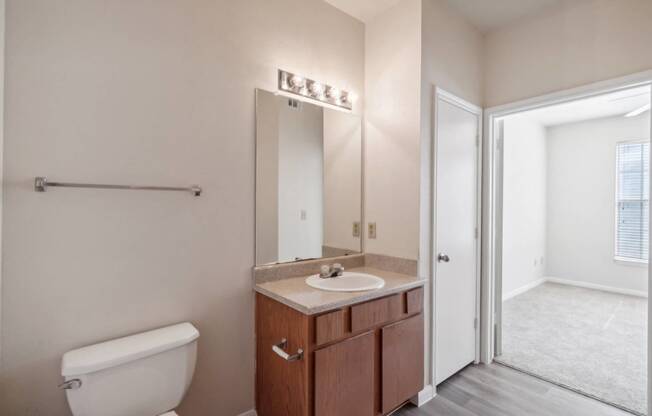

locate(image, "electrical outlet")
(352, 221), (361, 237)
(300, 209), (307, 220)
(368, 222), (377, 239)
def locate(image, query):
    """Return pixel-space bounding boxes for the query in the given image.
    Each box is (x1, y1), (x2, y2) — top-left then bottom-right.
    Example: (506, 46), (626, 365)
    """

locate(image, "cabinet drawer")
(351, 294), (401, 333)
(406, 287), (424, 315)
(315, 309), (345, 345)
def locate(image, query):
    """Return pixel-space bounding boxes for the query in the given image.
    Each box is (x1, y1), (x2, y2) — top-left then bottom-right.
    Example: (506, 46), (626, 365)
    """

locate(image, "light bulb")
(310, 82), (324, 97)
(290, 75), (305, 89)
(280, 79), (289, 90)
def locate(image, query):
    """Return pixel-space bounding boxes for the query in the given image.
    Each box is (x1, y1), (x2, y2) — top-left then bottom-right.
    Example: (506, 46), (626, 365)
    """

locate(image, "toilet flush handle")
(59, 379), (82, 390)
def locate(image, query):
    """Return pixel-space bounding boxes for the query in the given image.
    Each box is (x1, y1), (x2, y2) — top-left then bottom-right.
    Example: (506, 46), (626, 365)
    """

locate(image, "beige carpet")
(496, 282), (647, 415)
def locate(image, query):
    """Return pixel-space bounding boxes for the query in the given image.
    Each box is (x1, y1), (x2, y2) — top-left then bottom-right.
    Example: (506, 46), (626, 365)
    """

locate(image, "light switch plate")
(368, 222), (377, 239)
(353, 221), (361, 237)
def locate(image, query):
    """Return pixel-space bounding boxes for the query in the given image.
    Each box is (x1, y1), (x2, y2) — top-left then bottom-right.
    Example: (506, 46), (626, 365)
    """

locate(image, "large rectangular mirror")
(255, 89), (362, 265)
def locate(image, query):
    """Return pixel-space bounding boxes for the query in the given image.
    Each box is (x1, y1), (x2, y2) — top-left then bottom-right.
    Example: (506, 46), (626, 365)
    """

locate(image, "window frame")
(614, 138), (650, 265)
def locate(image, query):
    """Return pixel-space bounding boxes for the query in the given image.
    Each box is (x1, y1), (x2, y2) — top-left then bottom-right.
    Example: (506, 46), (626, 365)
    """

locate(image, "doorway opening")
(484, 75), (652, 415)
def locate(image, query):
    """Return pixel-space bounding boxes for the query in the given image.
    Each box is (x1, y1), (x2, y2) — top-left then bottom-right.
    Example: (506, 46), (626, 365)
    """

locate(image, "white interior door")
(435, 93), (480, 385)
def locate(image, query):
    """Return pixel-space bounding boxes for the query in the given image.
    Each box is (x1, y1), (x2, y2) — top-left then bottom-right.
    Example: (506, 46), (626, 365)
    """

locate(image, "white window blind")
(616, 141), (649, 262)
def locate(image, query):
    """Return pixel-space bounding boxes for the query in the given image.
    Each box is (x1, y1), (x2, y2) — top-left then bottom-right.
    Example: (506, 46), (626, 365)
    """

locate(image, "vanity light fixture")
(278, 69), (354, 110)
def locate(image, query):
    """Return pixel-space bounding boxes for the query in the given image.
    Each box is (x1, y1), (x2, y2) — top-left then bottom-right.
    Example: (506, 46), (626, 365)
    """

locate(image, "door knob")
(437, 253), (450, 263)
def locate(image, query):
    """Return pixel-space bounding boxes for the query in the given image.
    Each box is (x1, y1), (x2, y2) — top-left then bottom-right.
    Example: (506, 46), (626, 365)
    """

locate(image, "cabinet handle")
(272, 338), (304, 362)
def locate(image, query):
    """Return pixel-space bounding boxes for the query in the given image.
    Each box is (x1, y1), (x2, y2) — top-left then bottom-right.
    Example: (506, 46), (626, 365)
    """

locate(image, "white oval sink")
(305, 272), (385, 292)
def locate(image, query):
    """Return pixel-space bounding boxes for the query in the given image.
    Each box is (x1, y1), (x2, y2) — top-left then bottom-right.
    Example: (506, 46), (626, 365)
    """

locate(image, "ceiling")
(510, 86), (651, 127)
(323, 0), (403, 23)
(442, 0), (564, 32)
(324, 0), (565, 31)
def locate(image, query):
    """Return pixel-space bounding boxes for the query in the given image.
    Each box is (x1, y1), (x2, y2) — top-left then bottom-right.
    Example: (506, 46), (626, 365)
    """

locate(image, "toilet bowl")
(61, 322), (199, 416)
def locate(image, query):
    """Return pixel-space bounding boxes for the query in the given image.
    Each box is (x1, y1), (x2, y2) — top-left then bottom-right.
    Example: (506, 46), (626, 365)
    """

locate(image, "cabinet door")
(256, 294), (310, 416)
(314, 331), (375, 416)
(381, 314), (424, 413)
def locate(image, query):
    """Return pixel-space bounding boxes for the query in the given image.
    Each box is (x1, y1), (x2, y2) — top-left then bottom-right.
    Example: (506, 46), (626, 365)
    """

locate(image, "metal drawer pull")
(272, 338), (303, 362)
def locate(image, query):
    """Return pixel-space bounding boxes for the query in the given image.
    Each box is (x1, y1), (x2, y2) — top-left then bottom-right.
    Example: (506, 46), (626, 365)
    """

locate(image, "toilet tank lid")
(61, 322), (199, 377)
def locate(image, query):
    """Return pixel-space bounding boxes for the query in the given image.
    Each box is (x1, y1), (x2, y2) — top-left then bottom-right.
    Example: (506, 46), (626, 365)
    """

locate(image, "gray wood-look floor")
(394, 363), (636, 416)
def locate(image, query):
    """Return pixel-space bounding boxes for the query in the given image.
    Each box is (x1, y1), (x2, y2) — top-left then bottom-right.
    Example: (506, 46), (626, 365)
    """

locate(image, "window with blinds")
(616, 141), (650, 262)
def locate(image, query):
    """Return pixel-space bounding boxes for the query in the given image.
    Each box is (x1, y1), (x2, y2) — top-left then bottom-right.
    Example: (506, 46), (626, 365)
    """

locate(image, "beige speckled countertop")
(254, 267), (426, 315)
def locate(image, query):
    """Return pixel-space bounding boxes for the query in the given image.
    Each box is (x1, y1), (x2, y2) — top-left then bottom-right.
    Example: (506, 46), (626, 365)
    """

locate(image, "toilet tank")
(61, 323), (199, 416)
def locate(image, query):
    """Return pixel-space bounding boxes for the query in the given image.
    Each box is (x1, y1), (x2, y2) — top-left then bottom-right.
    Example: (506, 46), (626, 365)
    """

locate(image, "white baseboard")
(410, 384), (435, 407)
(502, 276), (648, 300)
(236, 410), (257, 416)
(502, 278), (546, 301)
(546, 277), (648, 298)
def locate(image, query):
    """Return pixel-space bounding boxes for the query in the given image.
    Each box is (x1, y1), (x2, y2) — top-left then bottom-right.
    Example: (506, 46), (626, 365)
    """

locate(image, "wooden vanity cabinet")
(381, 314), (424, 413)
(314, 331), (376, 415)
(255, 287), (424, 416)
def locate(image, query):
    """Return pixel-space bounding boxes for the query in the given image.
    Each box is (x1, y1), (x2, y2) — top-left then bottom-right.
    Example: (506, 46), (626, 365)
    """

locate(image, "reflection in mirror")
(255, 89), (362, 265)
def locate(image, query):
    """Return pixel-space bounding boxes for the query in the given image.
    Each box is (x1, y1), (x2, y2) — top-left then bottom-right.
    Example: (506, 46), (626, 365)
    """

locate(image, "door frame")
(480, 71), (652, 389)
(431, 87), (483, 386)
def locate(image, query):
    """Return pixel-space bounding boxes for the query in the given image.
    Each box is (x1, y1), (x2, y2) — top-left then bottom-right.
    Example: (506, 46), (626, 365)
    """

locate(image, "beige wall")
(323, 109), (362, 253)
(0, 0), (4, 365)
(364, 0), (422, 260)
(364, 0), (483, 262)
(0, 1), (363, 415)
(421, 0), (483, 106)
(485, 0), (652, 107)
(418, 0), (483, 277)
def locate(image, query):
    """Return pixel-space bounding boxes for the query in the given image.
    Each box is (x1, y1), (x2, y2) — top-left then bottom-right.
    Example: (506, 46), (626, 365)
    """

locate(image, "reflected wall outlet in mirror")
(368, 222), (377, 239)
(352, 222), (360, 237)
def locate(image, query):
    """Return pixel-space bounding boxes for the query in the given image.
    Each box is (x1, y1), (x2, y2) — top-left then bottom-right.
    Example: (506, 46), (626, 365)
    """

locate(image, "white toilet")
(60, 322), (199, 416)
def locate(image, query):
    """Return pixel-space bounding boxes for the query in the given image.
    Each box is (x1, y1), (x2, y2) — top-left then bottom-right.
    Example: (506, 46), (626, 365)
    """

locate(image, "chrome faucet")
(319, 263), (344, 278)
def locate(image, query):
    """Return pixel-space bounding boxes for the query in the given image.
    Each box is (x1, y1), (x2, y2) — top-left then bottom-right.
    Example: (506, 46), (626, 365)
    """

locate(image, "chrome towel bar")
(34, 177), (202, 197)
